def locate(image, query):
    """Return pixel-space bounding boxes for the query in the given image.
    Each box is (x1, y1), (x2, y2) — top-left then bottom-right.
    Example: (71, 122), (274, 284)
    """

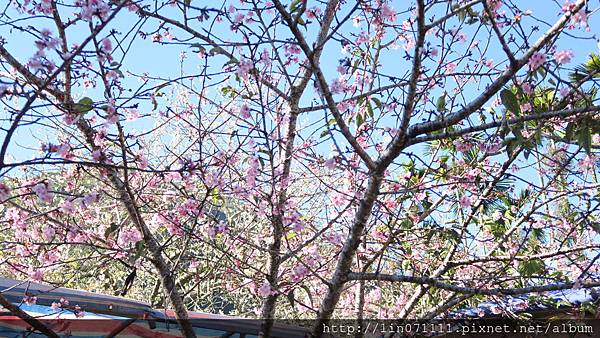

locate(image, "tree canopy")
(0, 0), (599, 337)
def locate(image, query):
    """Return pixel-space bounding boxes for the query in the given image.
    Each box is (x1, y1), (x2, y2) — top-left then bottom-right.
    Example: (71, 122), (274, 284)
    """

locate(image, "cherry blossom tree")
(0, 0), (599, 337)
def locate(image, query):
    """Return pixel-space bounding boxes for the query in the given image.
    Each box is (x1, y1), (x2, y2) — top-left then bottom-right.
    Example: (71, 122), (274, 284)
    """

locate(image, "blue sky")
(0, 0), (598, 171)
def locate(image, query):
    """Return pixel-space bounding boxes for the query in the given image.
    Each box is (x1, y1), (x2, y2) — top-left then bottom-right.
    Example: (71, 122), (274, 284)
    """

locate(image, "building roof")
(449, 286), (600, 318)
(0, 277), (309, 338)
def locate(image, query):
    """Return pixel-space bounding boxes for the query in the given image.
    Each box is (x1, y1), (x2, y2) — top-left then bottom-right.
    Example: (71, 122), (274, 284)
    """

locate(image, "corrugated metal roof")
(0, 277), (310, 338)
(449, 286), (600, 318)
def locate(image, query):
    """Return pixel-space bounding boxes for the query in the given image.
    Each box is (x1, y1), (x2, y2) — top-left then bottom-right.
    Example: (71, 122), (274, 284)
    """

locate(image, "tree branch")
(347, 272), (600, 296)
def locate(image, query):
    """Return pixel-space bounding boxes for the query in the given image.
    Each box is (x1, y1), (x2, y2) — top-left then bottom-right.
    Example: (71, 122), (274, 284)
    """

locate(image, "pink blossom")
(521, 82), (533, 94)
(92, 150), (103, 162)
(324, 157), (336, 170)
(402, 36), (415, 50)
(459, 195), (472, 208)
(578, 155), (597, 171)
(234, 13), (245, 24)
(240, 104), (251, 119)
(260, 49), (271, 67)
(51, 298), (69, 311)
(291, 265), (309, 282)
(28, 267), (44, 281)
(330, 77), (347, 94)
(562, 1), (589, 30)
(527, 52), (546, 71)
(163, 31), (174, 41)
(0, 85), (10, 97)
(479, 139), (503, 154)
(37, 0), (53, 14)
(490, 306), (503, 315)
(32, 182), (53, 203)
(445, 62), (457, 73)
(75, 0), (110, 21)
(93, 128), (107, 147)
(257, 281), (274, 297)
(23, 295), (38, 306)
(305, 7), (321, 19)
(453, 139), (471, 153)
(82, 191), (99, 207)
(28, 55), (44, 72)
(57, 142), (73, 160)
(74, 305), (85, 318)
(352, 16), (361, 27)
(126, 108), (139, 121)
(236, 58), (253, 80)
(60, 199), (76, 214)
(554, 49), (574, 64)
(451, 29), (467, 43)
(379, 2), (396, 22)
(283, 44), (301, 56)
(101, 38), (112, 52)
(42, 225), (55, 241)
(0, 182), (10, 201)
(513, 301), (529, 311)
(246, 156), (260, 189)
(330, 192), (348, 206)
(118, 228), (142, 247)
(520, 102), (532, 112)
(136, 152), (148, 169)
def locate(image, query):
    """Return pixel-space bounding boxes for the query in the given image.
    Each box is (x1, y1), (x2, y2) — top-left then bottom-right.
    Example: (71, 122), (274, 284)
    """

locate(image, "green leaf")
(104, 222), (120, 239)
(289, 0), (302, 13)
(436, 94), (446, 113)
(577, 128), (592, 154)
(371, 97), (382, 109)
(356, 113), (364, 128)
(518, 259), (545, 277)
(500, 89), (521, 116)
(155, 82), (170, 94)
(565, 122), (575, 140)
(75, 97), (94, 113)
(504, 137), (517, 158)
(351, 59), (360, 73)
(320, 129), (329, 138)
(366, 101), (374, 118)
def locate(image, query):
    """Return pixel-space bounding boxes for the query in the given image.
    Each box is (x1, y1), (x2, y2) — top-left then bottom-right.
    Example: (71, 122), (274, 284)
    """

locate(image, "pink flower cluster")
(257, 281), (274, 298)
(240, 103), (251, 119)
(32, 182), (53, 204)
(554, 50), (574, 64)
(51, 298), (70, 311)
(236, 59), (254, 80)
(527, 52), (546, 71)
(23, 295), (38, 306)
(246, 156), (260, 189)
(0, 182), (10, 201)
(562, 1), (589, 31)
(118, 228), (142, 247)
(75, 0), (110, 22)
(42, 142), (74, 160)
(290, 265), (309, 282)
